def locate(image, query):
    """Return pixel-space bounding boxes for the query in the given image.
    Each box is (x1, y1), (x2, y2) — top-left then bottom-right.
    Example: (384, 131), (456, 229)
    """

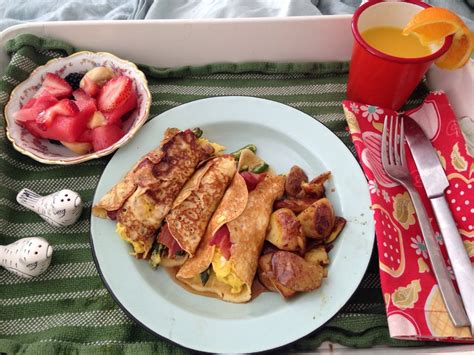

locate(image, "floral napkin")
(343, 92), (474, 342)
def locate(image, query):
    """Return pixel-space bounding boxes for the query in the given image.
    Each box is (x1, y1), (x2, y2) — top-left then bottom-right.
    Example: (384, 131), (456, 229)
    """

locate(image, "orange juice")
(361, 26), (432, 58)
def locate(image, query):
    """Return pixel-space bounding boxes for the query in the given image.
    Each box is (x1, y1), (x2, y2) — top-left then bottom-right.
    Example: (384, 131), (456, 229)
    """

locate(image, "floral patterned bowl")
(4, 51), (151, 165)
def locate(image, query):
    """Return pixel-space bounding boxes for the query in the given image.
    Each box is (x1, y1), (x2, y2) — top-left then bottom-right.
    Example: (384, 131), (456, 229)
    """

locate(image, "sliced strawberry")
(77, 129), (93, 143)
(97, 75), (133, 112)
(22, 120), (47, 138)
(158, 224), (183, 257)
(40, 73), (72, 99)
(91, 124), (124, 151)
(80, 76), (100, 98)
(210, 225), (232, 260)
(15, 93), (59, 124)
(74, 96), (96, 122)
(37, 99), (79, 129)
(40, 113), (89, 142)
(240, 171), (267, 192)
(34, 91), (59, 107)
(103, 90), (137, 125)
(73, 88), (97, 107)
(22, 98), (37, 109)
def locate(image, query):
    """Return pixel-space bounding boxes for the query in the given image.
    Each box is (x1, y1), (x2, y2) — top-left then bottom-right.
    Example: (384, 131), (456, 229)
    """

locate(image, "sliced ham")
(210, 224), (232, 260)
(158, 224), (183, 257)
(239, 171), (266, 192)
(106, 210), (118, 220)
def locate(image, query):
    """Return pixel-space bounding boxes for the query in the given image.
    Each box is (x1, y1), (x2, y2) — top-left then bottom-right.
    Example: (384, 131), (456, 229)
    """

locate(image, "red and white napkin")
(343, 92), (473, 341)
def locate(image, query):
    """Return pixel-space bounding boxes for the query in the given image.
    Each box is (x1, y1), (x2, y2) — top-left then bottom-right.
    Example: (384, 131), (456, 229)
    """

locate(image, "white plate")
(90, 96), (375, 353)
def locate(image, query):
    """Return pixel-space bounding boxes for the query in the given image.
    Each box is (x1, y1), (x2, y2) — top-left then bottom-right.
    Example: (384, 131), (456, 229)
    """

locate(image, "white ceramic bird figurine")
(16, 188), (83, 227)
(0, 237), (53, 278)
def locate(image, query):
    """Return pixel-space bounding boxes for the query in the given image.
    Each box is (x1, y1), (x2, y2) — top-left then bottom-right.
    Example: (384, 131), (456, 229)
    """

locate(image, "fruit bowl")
(4, 51), (151, 165)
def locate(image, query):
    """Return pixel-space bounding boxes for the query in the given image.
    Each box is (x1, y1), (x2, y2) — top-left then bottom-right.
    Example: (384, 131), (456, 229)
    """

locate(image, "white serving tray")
(1, 17), (472, 120)
(0, 16), (473, 354)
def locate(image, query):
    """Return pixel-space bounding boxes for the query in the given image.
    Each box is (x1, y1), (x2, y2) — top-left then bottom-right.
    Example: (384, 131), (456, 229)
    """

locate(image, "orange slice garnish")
(403, 7), (473, 70)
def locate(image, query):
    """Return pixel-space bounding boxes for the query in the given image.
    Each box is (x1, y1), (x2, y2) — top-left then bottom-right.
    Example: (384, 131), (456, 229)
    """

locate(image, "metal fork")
(381, 115), (470, 327)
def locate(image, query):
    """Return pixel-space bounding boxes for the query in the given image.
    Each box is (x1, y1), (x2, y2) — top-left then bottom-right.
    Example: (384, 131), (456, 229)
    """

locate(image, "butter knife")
(404, 115), (474, 332)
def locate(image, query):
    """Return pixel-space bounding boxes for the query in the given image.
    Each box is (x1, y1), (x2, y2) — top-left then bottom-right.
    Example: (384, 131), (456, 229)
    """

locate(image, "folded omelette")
(92, 128), (213, 258)
(151, 155), (237, 267)
(177, 170), (285, 303)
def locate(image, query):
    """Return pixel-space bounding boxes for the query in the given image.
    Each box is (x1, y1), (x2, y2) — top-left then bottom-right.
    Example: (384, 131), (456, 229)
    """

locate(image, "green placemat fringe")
(0, 34), (430, 354)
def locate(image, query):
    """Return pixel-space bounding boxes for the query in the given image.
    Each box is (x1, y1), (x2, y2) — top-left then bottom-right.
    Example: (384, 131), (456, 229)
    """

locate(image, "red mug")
(346, 0), (453, 110)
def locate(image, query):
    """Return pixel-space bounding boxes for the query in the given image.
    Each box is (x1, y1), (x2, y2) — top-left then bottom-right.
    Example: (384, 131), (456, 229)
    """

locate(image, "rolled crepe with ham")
(92, 128), (213, 258)
(177, 170), (285, 303)
(151, 155), (237, 267)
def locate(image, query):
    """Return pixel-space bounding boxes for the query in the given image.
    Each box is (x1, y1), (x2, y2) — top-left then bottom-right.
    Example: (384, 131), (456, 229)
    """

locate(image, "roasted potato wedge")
(297, 198), (335, 239)
(257, 253), (277, 291)
(300, 171), (330, 199)
(304, 245), (329, 267)
(310, 171), (332, 185)
(272, 277), (298, 298)
(271, 251), (324, 292)
(305, 245), (329, 277)
(274, 197), (319, 214)
(285, 165), (308, 198)
(257, 253), (296, 297)
(300, 181), (325, 200)
(266, 208), (305, 252)
(325, 217), (347, 244)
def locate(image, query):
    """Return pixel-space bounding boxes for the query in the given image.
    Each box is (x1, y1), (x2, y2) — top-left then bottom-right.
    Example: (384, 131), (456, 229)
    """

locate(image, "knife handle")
(431, 195), (474, 331)
(405, 185), (470, 327)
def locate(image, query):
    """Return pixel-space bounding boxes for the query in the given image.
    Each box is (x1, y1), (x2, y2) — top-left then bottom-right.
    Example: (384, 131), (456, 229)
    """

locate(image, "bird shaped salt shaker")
(0, 237), (53, 278)
(16, 188), (83, 227)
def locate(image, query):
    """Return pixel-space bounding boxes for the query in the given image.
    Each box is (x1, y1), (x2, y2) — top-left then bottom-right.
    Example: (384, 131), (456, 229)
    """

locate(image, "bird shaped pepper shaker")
(16, 188), (83, 227)
(0, 237), (53, 278)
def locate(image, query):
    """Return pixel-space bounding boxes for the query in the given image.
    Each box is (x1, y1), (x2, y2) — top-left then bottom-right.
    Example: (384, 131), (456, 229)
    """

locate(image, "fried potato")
(257, 253), (277, 291)
(266, 208), (305, 253)
(285, 166), (308, 198)
(300, 181), (325, 200)
(305, 246), (329, 277)
(304, 245), (329, 277)
(271, 251), (324, 292)
(274, 197), (319, 214)
(257, 253), (296, 298)
(304, 245), (329, 267)
(310, 171), (332, 185)
(272, 277), (297, 298)
(325, 217), (347, 244)
(297, 198), (335, 239)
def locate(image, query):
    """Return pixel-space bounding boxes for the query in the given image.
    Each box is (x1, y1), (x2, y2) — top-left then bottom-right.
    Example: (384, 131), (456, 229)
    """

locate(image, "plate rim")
(89, 96), (375, 353)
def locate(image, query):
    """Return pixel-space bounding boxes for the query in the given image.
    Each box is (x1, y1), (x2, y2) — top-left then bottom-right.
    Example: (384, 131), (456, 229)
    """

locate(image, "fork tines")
(382, 115), (406, 169)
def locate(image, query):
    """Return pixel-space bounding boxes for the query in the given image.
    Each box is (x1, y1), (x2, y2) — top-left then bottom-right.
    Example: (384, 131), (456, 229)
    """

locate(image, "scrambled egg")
(116, 223), (145, 254)
(149, 251), (161, 267)
(212, 249), (244, 294)
(199, 138), (226, 154)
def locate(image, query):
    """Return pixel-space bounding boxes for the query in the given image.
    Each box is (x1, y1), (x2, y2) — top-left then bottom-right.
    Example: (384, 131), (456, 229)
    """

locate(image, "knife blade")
(404, 115), (474, 332)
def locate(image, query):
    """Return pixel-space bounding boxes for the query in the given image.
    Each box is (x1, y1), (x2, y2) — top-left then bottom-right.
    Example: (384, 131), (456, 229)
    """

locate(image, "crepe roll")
(92, 128), (213, 258)
(177, 171), (285, 303)
(150, 155), (237, 267)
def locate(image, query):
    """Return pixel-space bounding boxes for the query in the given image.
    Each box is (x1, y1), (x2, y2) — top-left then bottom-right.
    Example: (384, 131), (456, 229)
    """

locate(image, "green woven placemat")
(0, 34), (432, 355)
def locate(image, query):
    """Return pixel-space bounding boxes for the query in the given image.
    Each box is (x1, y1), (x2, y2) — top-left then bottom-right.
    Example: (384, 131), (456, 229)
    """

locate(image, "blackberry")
(64, 72), (84, 91)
